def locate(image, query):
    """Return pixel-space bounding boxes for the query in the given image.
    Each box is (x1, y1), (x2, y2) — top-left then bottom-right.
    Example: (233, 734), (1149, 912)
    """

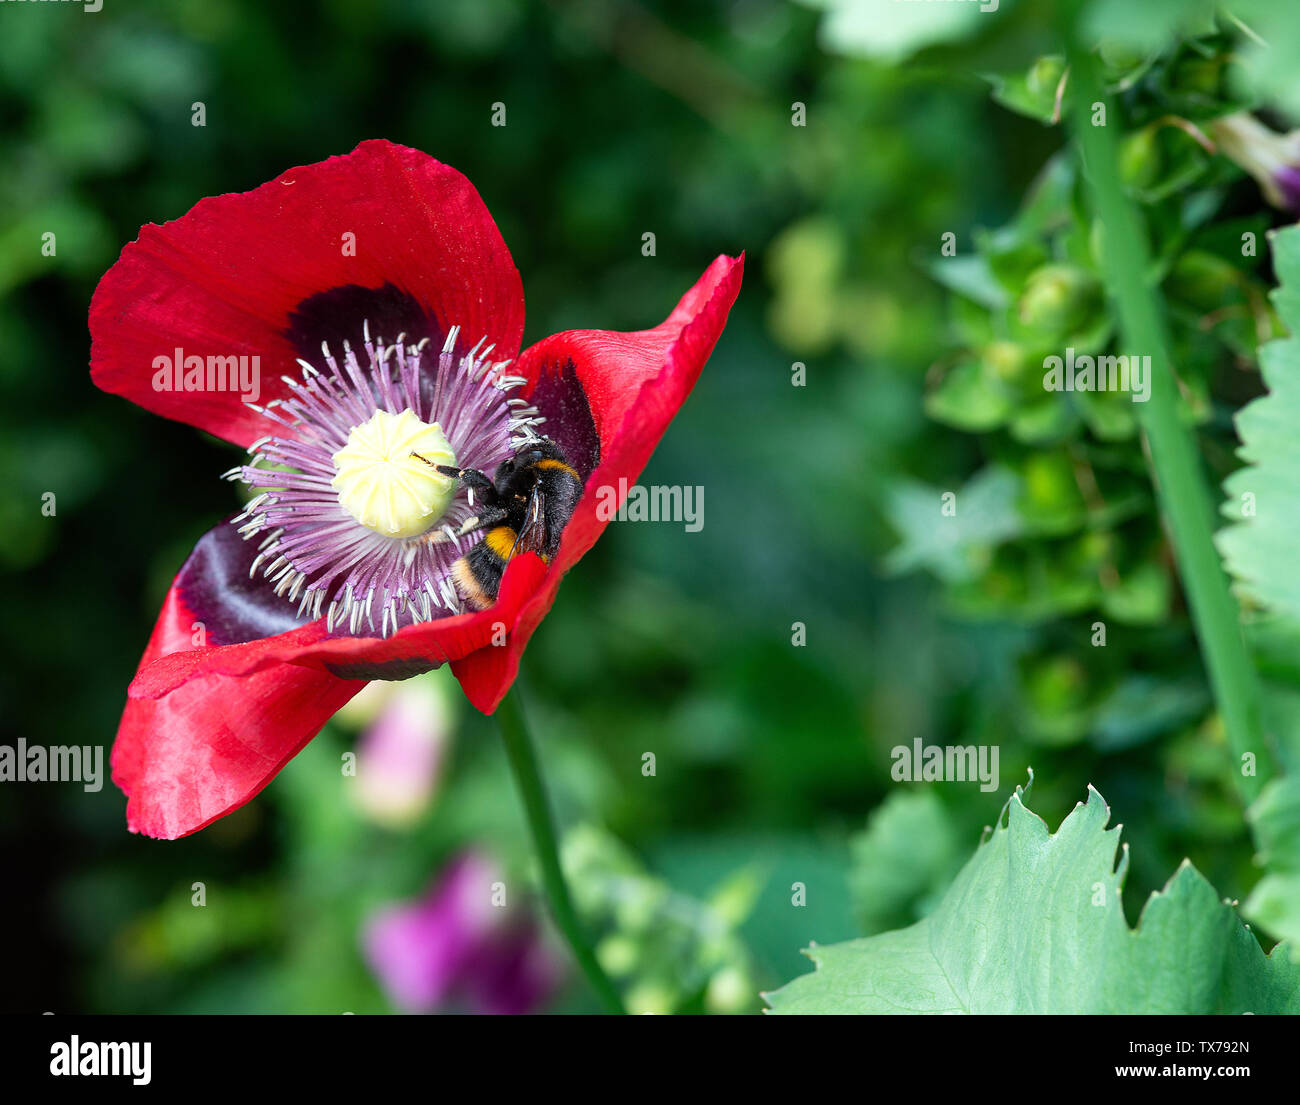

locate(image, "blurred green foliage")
(4, 0), (1299, 1013)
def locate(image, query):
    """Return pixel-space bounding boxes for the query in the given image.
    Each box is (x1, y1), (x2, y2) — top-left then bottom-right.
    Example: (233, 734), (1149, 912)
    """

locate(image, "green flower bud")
(705, 965), (754, 1014)
(982, 340), (1029, 386)
(1119, 127), (1162, 191)
(1075, 530), (1114, 565)
(1166, 250), (1243, 309)
(1169, 55), (1222, 100)
(1019, 264), (1101, 335)
(1021, 452), (1082, 516)
(626, 979), (677, 1016)
(595, 934), (640, 978)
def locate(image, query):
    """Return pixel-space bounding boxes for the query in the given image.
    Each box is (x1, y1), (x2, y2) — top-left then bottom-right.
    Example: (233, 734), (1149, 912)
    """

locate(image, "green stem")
(496, 687), (625, 1013)
(1063, 30), (1274, 803)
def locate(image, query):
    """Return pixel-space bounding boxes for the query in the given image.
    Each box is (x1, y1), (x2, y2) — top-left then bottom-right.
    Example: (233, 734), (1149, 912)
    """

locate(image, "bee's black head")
(531, 437), (568, 464)
(493, 437), (568, 483)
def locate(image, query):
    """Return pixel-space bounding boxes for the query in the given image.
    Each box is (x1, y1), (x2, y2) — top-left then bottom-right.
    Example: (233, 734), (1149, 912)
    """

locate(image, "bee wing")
(508, 485), (548, 559)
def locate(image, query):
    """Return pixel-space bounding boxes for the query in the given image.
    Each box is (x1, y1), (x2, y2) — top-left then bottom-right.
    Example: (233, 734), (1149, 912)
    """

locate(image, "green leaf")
(983, 56), (1066, 126)
(1225, 0), (1300, 119)
(884, 466), (1024, 584)
(1091, 674), (1209, 750)
(975, 226), (1052, 292)
(1219, 226), (1300, 619)
(924, 254), (1009, 310)
(1215, 210), (1300, 949)
(765, 783), (1300, 1013)
(1244, 777), (1300, 949)
(1100, 559), (1173, 624)
(801, 0), (999, 63)
(1008, 397), (1080, 444)
(1079, 0), (1218, 53)
(1248, 776), (1300, 871)
(848, 791), (962, 934)
(923, 361), (1016, 432)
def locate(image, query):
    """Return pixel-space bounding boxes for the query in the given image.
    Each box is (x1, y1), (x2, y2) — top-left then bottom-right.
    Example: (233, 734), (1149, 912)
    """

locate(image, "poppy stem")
(495, 687), (625, 1013)
(1062, 21), (1275, 805)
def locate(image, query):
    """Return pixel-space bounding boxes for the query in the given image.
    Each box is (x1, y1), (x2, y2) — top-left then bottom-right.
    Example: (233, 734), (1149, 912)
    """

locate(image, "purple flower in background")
(362, 851), (562, 1014)
(1210, 112), (1300, 213)
(351, 678), (451, 828)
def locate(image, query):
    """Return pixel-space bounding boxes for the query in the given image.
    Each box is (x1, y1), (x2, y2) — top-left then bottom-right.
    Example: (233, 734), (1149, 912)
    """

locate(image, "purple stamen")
(231, 324), (542, 637)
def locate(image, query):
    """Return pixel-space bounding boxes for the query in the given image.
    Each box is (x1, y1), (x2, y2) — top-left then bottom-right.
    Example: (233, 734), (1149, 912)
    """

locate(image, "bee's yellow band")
(485, 527), (519, 560)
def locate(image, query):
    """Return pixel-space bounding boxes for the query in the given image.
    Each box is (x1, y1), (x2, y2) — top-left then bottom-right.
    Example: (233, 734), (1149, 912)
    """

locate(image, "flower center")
(226, 323), (542, 637)
(331, 408), (457, 539)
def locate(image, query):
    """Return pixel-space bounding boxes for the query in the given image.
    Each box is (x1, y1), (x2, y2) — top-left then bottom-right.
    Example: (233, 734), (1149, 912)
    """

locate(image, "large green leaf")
(765, 783), (1300, 1013)
(1225, 0), (1300, 119)
(1079, 0), (1217, 53)
(1217, 224), (1300, 946)
(799, 0), (1000, 63)
(1218, 226), (1300, 617)
(1244, 776), (1300, 950)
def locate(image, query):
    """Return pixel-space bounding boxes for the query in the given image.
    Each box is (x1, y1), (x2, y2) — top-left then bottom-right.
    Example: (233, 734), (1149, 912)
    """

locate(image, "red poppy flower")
(91, 139), (743, 840)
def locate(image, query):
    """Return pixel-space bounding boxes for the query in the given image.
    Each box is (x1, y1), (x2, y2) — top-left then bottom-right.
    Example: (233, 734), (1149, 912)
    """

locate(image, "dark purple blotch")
(285, 282), (444, 364)
(177, 519), (311, 646)
(527, 357), (601, 480)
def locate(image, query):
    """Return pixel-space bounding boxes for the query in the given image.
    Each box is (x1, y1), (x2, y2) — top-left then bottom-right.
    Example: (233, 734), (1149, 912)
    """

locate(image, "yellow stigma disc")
(331, 408), (457, 539)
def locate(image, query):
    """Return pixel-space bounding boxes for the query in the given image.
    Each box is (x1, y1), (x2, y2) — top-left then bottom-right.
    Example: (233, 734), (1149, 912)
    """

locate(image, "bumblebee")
(413, 437), (583, 611)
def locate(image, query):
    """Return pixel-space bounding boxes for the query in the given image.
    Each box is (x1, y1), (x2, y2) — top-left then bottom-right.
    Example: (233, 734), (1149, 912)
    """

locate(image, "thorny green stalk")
(496, 687), (625, 1013)
(1064, 27), (1275, 803)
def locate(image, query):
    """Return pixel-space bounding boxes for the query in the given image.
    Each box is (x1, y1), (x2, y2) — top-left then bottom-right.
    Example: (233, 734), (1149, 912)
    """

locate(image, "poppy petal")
(452, 253), (744, 712)
(90, 139), (524, 448)
(179, 517), (315, 646)
(128, 550), (548, 699)
(116, 517), (327, 701)
(111, 580), (366, 839)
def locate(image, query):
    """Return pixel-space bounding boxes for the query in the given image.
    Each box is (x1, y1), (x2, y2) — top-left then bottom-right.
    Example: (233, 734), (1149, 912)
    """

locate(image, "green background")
(0, 0), (1284, 1013)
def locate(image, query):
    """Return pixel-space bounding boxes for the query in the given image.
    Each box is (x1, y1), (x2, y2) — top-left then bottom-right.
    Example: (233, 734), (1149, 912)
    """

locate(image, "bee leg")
(448, 466), (501, 506)
(411, 455), (505, 513)
(418, 504), (511, 545)
(410, 455), (502, 505)
(454, 505), (510, 536)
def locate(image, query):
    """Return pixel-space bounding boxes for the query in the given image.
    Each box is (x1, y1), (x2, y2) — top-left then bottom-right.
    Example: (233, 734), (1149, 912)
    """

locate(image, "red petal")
(90, 140), (524, 448)
(129, 551), (549, 699)
(112, 583), (366, 839)
(452, 254), (745, 712)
